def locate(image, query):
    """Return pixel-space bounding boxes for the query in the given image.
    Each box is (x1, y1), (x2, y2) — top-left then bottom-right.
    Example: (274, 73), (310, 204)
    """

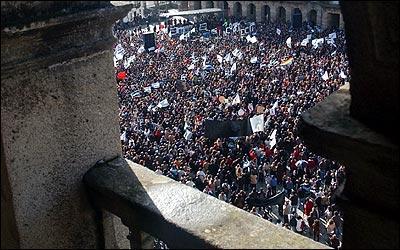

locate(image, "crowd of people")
(113, 14), (347, 248)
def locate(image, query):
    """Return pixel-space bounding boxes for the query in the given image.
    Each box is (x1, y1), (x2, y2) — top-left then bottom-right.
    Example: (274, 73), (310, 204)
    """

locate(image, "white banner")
(276, 28), (281, 35)
(286, 37), (292, 48)
(217, 55), (223, 64)
(157, 99), (169, 108)
(232, 93), (240, 105)
(250, 114), (264, 132)
(322, 71), (329, 81)
(250, 56), (258, 64)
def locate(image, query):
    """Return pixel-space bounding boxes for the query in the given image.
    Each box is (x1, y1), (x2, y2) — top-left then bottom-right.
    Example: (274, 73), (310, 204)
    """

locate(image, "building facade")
(179, 1), (344, 29)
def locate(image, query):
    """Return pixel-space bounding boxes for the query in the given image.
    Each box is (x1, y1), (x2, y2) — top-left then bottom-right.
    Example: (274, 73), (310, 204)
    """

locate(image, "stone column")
(1, 1), (131, 248)
(256, 2), (263, 23)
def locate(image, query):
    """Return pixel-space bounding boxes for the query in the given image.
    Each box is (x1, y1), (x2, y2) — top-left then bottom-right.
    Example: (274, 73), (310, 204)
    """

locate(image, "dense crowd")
(113, 16), (347, 248)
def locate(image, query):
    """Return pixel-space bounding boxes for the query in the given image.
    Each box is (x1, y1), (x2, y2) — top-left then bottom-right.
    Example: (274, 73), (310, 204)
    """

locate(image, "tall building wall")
(187, 1), (343, 29)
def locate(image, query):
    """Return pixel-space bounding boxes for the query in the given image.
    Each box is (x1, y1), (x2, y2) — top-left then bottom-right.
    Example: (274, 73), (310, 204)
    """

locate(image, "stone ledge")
(1, 4), (132, 79)
(83, 157), (329, 249)
(298, 83), (399, 212)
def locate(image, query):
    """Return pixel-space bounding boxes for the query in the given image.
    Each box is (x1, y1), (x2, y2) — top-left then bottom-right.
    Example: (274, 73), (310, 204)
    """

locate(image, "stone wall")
(187, 1), (343, 29)
(1, 2), (131, 248)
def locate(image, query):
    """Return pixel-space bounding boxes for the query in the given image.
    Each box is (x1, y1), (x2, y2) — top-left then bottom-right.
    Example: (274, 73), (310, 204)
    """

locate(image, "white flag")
(246, 34), (252, 42)
(184, 130), (193, 140)
(137, 45), (145, 54)
(232, 93), (240, 105)
(322, 71), (329, 81)
(151, 82), (160, 88)
(124, 55), (136, 68)
(276, 28), (281, 35)
(120, 131), (127, 142)
(312, 38), (324, 49)
(224, 53), (231, 63)
(157, 99), (169, 108)
(114, 44), (125, 60)
(340, 71), (347, 79)
(250, 36), (258, 43)
(188, 64), (195, 70)
(269, 129), (277, 148)
(301, 38), (309, 46)
(250, 114), (264, 132)
(286, 37), (292, 48)
(270, 100), (279, 116)
(329, 32), (337, 39)
(144, 86), (152, 93)
(230, 62), (237, 73)
(190, 27), (196, 33)
(217, 55), (223, 64)
(307, 34), (312, 40)
(250, 56), (258, 64)
(179, 33), (185, 40)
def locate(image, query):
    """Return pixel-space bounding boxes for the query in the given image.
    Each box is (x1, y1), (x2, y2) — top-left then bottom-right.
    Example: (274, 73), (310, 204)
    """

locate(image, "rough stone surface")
(299, 84), (399, 210)
(298, 84), (399, 249)
(340, 1), (399, 141)
(185, 1), (343, 29)
(1, 49), (122, 248)
(84, 157), (329, 249)
(1, 2), (132, 248)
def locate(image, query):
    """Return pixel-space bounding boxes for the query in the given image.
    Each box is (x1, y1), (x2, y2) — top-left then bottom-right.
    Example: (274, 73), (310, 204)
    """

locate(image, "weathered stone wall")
(188, 1), (343, 29)
(1, 2), (131, 248)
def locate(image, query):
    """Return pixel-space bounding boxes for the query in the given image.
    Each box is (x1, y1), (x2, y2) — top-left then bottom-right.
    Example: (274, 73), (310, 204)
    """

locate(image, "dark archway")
(234, 2), (242, 19)
(223, 1), (229, 17)
(277, 6), (286, 23)
(193, 1), (202, 10)
(292, 8), (302, 29)
(247, 3), (256, 22)
(308, 9), (317, 26)
(262, 5), (270, 23)
(328, 13), (340, 29)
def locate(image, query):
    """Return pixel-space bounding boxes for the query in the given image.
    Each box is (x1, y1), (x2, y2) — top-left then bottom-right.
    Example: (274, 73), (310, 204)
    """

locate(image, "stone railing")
(83, 156), (329, 249)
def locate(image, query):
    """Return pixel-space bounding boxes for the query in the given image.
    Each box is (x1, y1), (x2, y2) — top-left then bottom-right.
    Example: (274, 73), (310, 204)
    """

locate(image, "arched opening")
(223, 1), (229, 17)
(193, 1), (202, 10)
(292, 8), (302, 29)
(234, 2), (242, 19)
(262, 5), (271, 23)
(247, 3), (256, 22)
(328, 13), (340, 29)
(277, 6), (286, 23)
(308, 9), (317, 26)
(205, 1), (214, 9)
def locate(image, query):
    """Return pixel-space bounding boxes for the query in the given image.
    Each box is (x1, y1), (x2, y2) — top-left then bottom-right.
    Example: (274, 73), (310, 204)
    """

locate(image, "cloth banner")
(322, 71), (329, 81)
(312, 38), (324, 49)
(301, 38), (309, 46)
(230, 62), (237, 73)
(286, 37), (292, 48)
(184, 130), (193, 140)
(151, 82), (161, 88)
(157, 99), (169, 108)
(232, 93), (241, 105)
(340, 71), (347, 79)
(270, 100), (279, 116)
(280, 57), (293, 66)
(276, 28), (281, 35)
(250, 114), (264, 132)
(199, 23), (208, 32)
(250, 56), (258, 64)
(144, 86), (152, 93)
(217, 55), (223, 64)
(205, 119), (252, 139)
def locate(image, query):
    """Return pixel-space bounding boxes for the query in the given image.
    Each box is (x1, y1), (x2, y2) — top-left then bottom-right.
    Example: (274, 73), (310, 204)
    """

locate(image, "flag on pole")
(157, 99), (169, 108)
(250, 114), (264, 132)
(250, 56), (258, 64)
(230, 62), (237, 73)
(276, 28), (281, 35)
(232, 93), (241, 105)
(301, 38), (309, 46)
(340, 71), (347, 79)
(280, 57), (294, 66)
(270, 100), (279, 116)
(286, 37), (292, 48)
(217, 55), (223, 64)
(184, 130), (193, 140)
(322, 71), (329, 81)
